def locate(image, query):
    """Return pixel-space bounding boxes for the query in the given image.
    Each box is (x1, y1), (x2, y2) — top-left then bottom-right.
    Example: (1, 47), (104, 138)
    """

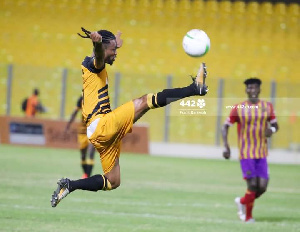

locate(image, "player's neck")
(247, 98), (259, 104)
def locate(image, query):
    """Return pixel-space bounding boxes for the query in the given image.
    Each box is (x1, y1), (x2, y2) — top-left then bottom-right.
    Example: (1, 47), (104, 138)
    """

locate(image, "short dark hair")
(244, 78), (262, 86)
(33, 88), (39, 95)
(97, 30), (116, 44)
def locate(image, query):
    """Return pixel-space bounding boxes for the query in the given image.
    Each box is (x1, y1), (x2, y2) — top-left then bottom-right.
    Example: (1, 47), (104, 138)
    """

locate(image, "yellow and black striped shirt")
(81, 56), (111, 126)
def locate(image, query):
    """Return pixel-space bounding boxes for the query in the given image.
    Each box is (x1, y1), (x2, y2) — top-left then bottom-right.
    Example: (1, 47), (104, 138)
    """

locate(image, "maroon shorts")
(240, 158), (269, 179)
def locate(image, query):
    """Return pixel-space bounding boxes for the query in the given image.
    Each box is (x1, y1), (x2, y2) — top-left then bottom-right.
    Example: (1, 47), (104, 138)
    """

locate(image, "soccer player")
(65, 96), (95, 179)
(50, 28), (209, 207)
(222, 78), (279, 223)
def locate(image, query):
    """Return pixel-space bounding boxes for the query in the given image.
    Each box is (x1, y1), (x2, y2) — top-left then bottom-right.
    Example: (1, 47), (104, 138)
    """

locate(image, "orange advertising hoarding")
(0, 116), (149, 154)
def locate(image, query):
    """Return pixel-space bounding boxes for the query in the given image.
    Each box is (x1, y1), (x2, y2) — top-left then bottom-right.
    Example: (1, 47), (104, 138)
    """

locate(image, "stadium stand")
(0, 0), (299, 147)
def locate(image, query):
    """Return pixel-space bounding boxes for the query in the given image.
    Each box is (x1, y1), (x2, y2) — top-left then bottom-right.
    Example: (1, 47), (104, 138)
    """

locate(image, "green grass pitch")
(0, 144), (299, 232)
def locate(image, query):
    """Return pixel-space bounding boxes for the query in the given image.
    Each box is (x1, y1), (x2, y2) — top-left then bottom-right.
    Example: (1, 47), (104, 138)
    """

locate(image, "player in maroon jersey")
(222, 78), (279, 223)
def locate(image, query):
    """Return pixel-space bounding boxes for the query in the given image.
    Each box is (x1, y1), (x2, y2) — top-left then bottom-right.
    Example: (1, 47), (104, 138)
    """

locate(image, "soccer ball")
(182, 29), (210, 57)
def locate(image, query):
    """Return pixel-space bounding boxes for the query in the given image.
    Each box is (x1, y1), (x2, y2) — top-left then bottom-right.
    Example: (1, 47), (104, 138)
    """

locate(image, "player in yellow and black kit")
(51, 27), (209, 207)
(65, 96), (95, 179)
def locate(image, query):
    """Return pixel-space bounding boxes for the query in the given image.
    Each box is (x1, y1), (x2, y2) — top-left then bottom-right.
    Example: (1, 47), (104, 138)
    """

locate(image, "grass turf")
(0, 144), (299, 232)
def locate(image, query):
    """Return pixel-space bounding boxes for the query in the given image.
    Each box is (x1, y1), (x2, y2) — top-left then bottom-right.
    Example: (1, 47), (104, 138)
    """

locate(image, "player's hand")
(116, 31), (123, 48)
(90, 31), (102, 43)
(223, 144), (231, 159)
(265, 128), (273, 138)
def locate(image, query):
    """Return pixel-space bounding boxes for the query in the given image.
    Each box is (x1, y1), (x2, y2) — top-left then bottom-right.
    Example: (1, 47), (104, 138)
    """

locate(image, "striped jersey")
(81, 56), (111, 126)
(225, 100), (277, 159)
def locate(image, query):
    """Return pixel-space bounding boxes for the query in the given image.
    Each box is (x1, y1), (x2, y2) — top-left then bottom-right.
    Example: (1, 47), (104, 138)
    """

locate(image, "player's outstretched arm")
(65, 108), (79, 132)
(90, 31), (105, 69)
(222, 124), (231, 159)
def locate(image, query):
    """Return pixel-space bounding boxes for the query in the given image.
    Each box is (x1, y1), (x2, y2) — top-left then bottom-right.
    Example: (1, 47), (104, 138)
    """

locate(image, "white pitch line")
(0, 203), (243, 224)
(68, 198), (300, 213)
(1, 203), (299, 227)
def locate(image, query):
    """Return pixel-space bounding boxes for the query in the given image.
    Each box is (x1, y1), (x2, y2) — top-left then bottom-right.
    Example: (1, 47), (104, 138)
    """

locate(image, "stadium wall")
(0, 116), (149, 154)
(0, 64), (299, 149)
(150, 142), (300, 165)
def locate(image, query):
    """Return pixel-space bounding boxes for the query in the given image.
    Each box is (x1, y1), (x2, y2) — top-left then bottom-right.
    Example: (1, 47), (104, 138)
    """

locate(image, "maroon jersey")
(225, 100), (277, 159)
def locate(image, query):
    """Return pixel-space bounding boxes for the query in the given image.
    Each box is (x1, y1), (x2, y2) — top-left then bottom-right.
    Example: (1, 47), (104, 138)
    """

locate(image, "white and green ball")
(182, 29), (210, 57)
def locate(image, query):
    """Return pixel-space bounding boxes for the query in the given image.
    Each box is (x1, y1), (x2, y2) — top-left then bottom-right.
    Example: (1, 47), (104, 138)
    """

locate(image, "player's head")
(244, 78), (261, 101)
(33, 88), (39, 96)
(78, 27), (120, 66)
(97, 30), (117, 65)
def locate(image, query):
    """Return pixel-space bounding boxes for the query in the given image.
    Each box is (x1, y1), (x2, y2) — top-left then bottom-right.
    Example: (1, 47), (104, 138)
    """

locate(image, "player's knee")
(133, 95), (148, 109)
(109, 178), (120, 190)
(247, 179), (258, 192)
(259, 186), (267, 195)
(255, 188), (267, 199)
(249, 185), (258, 192)
(104, 175), (120, 190)
(111, 181), (120, 190)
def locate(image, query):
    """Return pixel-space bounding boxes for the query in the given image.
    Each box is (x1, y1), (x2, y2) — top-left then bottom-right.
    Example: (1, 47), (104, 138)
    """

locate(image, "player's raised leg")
(133, 62), (208, 122)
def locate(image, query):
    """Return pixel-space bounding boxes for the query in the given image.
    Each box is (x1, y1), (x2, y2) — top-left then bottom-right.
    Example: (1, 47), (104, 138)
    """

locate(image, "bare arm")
(65, 108), (80, 132)
(222, 124), (231, 159)
(90, 32), (105, 69)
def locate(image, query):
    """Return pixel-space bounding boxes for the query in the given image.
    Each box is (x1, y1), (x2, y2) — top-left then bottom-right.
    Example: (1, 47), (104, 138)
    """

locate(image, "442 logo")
(179, 99), (206, 108)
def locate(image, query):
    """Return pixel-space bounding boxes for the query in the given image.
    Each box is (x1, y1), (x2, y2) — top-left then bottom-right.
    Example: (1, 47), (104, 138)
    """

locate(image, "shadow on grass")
(258, 216), (300, 223)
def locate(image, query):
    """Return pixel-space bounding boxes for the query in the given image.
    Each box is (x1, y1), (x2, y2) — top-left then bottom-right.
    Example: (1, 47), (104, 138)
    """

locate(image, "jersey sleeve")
(268, 102), (277, 123)
(82, 56), (104, 73)
(225, 106), (239, 126)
